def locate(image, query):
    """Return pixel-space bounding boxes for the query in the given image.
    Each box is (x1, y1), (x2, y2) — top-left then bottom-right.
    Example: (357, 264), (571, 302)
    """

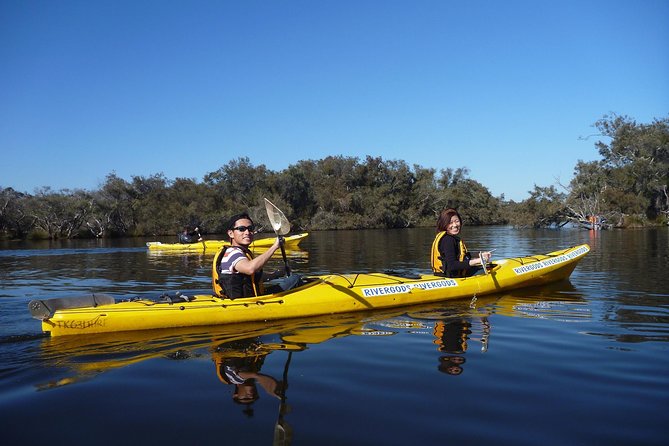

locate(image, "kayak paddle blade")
(264, 198), (291, 235)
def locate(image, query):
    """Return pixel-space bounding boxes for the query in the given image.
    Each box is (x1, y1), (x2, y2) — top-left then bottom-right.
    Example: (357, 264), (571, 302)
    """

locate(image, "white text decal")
(361, 279), (458, 297)
(513, 245), (589, 275)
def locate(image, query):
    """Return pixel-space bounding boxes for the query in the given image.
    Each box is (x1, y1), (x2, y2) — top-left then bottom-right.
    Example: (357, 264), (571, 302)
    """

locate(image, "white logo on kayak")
(362, 279), (458, 297)
(513, 245), (589, 275)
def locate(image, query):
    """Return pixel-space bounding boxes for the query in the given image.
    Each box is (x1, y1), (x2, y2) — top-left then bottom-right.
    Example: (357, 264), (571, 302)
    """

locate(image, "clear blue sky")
(1, 0), (667, 201)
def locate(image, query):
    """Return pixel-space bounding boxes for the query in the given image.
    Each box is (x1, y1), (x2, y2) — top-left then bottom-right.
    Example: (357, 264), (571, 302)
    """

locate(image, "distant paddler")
(178, 225), (203, 244)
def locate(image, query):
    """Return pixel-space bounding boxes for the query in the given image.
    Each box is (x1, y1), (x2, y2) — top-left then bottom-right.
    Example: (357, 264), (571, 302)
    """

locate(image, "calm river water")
(1, 227), (668, 445)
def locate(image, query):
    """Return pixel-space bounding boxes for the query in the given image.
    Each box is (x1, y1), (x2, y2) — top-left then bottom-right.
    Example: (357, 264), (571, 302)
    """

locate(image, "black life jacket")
(430, 231), (469, 277)
(212, 246), (263, 299)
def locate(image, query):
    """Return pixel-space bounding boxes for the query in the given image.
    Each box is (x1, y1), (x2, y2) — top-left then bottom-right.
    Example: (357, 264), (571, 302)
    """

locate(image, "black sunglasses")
(233, 225), (255, 233)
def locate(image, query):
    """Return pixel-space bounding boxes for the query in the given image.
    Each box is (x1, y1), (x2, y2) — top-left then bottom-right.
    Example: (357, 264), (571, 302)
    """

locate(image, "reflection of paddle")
(264, 198), (291, 276)
(273, 352), (293, 446)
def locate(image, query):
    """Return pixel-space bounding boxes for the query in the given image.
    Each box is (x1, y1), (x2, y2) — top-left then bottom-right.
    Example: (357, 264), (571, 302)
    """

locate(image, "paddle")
(479, 251), (489, 275)
(479, 249), (496, 275)
(264, 198), (292, 276)
(195, 227), (205, 250)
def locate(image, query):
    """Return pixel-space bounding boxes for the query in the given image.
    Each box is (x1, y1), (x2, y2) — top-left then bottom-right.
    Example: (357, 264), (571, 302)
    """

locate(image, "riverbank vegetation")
(1, 114), (667, 239)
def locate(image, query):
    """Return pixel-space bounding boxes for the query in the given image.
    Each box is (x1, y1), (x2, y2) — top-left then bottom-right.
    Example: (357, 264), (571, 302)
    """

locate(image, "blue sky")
(1, 0), (667, 201)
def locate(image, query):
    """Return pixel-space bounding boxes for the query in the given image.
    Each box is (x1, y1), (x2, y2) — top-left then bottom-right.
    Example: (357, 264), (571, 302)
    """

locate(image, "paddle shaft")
(480, 251), (489, 275)
(279, 238), (292, 276)
(479, 249), (495, 275)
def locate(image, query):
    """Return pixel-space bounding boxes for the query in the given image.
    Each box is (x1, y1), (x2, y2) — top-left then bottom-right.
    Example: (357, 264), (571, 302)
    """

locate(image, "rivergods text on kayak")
(361, 279), (458, 297)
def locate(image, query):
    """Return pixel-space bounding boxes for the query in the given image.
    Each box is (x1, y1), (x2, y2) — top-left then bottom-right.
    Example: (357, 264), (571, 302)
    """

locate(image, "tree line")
(1, 114), (667, 240)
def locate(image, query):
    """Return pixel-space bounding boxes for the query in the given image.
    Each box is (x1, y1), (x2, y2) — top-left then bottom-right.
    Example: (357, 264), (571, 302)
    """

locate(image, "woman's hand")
(472, 251), (492, 266)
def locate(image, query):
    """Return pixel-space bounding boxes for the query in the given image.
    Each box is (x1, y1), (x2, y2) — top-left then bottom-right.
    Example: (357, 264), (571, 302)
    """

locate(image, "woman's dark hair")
(436, 208), (462, 232)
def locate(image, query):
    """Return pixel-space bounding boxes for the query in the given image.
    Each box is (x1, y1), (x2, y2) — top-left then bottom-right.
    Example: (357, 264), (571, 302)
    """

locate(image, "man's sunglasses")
(233, 225), (255, 233)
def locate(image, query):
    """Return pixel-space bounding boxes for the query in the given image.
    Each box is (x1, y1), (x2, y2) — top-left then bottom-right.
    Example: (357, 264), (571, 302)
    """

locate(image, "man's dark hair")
(226, 212), (253, 231)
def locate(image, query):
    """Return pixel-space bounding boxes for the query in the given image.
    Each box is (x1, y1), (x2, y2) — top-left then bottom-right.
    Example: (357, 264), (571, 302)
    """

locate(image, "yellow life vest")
(430, 231), (468, 276)
(212, 246), (263, 298)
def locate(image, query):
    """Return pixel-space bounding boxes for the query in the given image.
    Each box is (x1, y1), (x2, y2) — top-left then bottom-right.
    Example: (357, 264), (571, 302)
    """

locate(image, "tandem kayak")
(146, 232), (309, 251)
(28, 244), (590, 336)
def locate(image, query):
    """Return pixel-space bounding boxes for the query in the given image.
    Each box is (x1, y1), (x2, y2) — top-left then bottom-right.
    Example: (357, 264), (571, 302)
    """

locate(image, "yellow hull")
(147, 247), (309, 259)
(34, 244), (590, 336)
(146, 232), (308, 251)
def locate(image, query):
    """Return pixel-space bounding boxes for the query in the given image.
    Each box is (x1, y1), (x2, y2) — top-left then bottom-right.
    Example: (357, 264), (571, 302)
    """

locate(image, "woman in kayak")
(214, 213), (283, 299)
(431, 208), (492, 277)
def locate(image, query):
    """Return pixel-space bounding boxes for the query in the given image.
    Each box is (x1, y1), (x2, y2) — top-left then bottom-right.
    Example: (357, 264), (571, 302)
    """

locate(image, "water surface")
(1, 227), (667, 445)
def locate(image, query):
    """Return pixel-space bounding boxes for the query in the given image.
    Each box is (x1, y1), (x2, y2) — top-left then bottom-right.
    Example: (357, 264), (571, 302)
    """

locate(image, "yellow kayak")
(146, 232), (308, 251)
(147, 247), (309, 259)
(29, 244), (589, 336)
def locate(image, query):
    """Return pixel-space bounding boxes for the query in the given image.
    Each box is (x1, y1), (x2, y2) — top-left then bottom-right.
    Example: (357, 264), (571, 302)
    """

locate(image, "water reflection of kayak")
(35, 311), (395, 389)
(146, 232), (309, 251)
(28, 244), (590, 337)
(34, 289), (590, 390)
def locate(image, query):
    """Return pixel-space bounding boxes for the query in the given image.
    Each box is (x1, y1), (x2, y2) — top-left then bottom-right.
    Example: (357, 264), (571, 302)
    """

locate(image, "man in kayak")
(431, 208), (492, 277)
(178, 225), (202, 244)
(215, 213), (283, 299)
